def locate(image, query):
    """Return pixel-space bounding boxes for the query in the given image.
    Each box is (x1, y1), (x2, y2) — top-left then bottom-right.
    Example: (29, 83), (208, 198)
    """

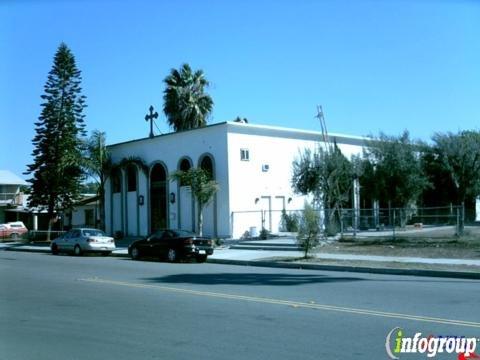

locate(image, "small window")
(240, 149), (250, 161)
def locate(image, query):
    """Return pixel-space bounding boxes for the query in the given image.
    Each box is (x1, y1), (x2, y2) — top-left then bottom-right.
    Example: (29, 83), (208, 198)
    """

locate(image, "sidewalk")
(210, 247), (480, 266)
(1, 240), (479, 279)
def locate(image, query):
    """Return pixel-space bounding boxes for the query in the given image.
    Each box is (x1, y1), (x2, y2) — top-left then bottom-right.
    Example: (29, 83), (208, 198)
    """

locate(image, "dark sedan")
(128, 229), (214, 262)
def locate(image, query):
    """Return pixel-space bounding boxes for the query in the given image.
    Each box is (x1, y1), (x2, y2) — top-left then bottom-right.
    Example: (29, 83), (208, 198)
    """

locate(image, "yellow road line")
(79, 277), (480, 329)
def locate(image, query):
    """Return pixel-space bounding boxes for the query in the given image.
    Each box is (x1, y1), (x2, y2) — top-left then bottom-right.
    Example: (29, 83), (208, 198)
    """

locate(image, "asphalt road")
(1, 251), (479, 360)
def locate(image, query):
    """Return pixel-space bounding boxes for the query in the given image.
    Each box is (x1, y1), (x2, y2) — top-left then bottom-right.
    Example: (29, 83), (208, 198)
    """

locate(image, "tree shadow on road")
(143, 273), (365, 286)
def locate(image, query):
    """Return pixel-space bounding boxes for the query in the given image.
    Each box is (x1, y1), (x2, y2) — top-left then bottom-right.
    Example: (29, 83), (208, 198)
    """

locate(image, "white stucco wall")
(126, 192), (137, 236)
(138, 171), (149, 236)
(70, 204), (98, 227)
(112, 193), (122, 234)
(106, 122), (367, 239)
(105, 179), (112, 235)
(226, 123), (365, 238)
(107, 124), (230, 238)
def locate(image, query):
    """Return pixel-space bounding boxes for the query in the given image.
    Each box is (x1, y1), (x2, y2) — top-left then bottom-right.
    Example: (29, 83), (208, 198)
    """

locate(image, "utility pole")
(315, 105), (331, 152)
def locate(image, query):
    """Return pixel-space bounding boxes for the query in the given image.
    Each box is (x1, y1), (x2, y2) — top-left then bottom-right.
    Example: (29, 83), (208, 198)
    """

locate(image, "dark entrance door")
(150, 164), (167, 233)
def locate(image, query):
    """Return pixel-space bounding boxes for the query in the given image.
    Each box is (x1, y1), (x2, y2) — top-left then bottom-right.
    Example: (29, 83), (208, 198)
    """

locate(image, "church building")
(105, 121), (366, 239)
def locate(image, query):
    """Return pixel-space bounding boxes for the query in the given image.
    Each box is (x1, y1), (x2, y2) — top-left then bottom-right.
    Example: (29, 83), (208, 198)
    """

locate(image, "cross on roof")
(145, 105), (158, 138)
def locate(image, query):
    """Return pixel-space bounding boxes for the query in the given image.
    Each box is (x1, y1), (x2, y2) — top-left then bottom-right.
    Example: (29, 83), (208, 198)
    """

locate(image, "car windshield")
(172, 230), (196, 237)
(82, 229), (105, 237)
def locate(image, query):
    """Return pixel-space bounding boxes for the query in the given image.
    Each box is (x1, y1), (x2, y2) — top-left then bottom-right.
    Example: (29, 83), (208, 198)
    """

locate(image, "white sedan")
(51, 228), (116, 256)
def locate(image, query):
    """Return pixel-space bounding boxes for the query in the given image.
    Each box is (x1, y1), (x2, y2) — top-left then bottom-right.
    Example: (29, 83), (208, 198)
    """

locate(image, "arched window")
(126, 165), (137, 192)
(179, 158), (191, 172)
(200, 155), (214, 180)
(112, 169), (122, 193)
(178, 158), (192, 186)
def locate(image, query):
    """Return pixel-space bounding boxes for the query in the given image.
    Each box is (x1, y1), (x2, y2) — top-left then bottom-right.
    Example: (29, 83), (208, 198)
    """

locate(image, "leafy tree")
(163, 63), (213, 132)
(292, 143), (353, 207)
(24, 43), (87, 240)
(171, 168), (219, 236)
(364, 131), (430, 209)
(431, 131), (480, 205)
(420, 143), (458, 207)
(117, 156), (149, 173)
(292, 143), (354, 234)
(351, 154), (377, 208)
(430, 131), (480, 230)
(79, 182), (99, 194)
(296, 202), (320, 258)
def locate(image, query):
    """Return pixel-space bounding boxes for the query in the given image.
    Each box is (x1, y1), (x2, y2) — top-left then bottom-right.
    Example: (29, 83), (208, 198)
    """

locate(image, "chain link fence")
(336, 205), (464, 239)
(231, 205), (465, 240)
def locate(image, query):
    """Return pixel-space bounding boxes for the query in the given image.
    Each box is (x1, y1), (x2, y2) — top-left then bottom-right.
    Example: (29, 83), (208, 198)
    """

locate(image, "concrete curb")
(207, 258), (480, 280)
(4, 246), (50, 253)
(3, 245), (480, 280)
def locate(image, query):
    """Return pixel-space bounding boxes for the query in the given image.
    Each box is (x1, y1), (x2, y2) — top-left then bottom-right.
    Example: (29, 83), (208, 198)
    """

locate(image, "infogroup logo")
(385, 327), (479, 359)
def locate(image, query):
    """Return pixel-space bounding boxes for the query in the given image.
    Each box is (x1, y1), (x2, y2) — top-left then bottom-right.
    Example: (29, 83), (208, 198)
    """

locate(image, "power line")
(153, 119), (163, 135)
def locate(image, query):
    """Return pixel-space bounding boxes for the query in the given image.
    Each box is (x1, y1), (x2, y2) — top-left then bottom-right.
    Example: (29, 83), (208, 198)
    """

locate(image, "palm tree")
(84, 131), (149, 232)
(170, 168), (219, 236)
(84, 130), (111, 231)
(163, 63), (213, 132)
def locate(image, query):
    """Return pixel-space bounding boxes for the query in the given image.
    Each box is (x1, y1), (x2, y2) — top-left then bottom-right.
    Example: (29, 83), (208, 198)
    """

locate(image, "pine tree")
(25, 43), (87, 239)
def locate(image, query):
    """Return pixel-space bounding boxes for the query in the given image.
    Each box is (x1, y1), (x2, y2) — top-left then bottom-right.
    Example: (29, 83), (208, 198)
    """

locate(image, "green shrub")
(281, 210), (299, 232)
(259, 227), (270, 240)
(296, 202), (320, 258)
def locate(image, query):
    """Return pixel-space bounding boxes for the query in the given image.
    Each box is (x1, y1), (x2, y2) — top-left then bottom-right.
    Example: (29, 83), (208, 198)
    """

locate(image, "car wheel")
(74, 245), (82, 256)
(196, 254), (207, 263)
(130, 246), (140, 260)
(51, 244), (59, 255)
(10, 233), (19, 240)
(167, 248), (177, 262)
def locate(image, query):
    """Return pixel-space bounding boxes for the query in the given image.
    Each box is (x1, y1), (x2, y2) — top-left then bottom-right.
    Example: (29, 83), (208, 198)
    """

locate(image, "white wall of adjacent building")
(225, 123), (365, 237)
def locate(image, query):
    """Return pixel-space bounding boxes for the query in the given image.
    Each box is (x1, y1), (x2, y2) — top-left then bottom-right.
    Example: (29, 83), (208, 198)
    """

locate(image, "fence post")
(340, 210), (344, 238)
(455, 203), (465, 237)
(456, 207), (460, 236)
(392, 209), (396, 241)
(353, 209), (357, 238)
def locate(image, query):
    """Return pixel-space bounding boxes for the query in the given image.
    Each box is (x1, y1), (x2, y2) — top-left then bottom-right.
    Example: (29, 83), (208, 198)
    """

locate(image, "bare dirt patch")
(319, 226), (480, 259)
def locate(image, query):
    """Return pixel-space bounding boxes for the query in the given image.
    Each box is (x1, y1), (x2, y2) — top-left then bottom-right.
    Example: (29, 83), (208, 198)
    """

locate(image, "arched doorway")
(199, 154), (216, 236)
(178, 157), (194, 231)
(150, 163), (168, 233)
(111, 168), (123, 234)
(125, 164), (138, 236)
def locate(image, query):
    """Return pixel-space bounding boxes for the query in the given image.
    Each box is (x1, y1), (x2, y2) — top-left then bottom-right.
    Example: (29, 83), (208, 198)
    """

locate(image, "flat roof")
(107, 121), (369, 148)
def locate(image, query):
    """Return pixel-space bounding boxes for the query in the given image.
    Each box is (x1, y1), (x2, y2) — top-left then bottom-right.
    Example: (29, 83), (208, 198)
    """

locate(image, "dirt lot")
(317, 225), (480, 260)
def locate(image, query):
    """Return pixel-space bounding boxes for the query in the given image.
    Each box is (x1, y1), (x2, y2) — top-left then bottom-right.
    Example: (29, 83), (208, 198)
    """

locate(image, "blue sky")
(1, 0), (479, 179)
